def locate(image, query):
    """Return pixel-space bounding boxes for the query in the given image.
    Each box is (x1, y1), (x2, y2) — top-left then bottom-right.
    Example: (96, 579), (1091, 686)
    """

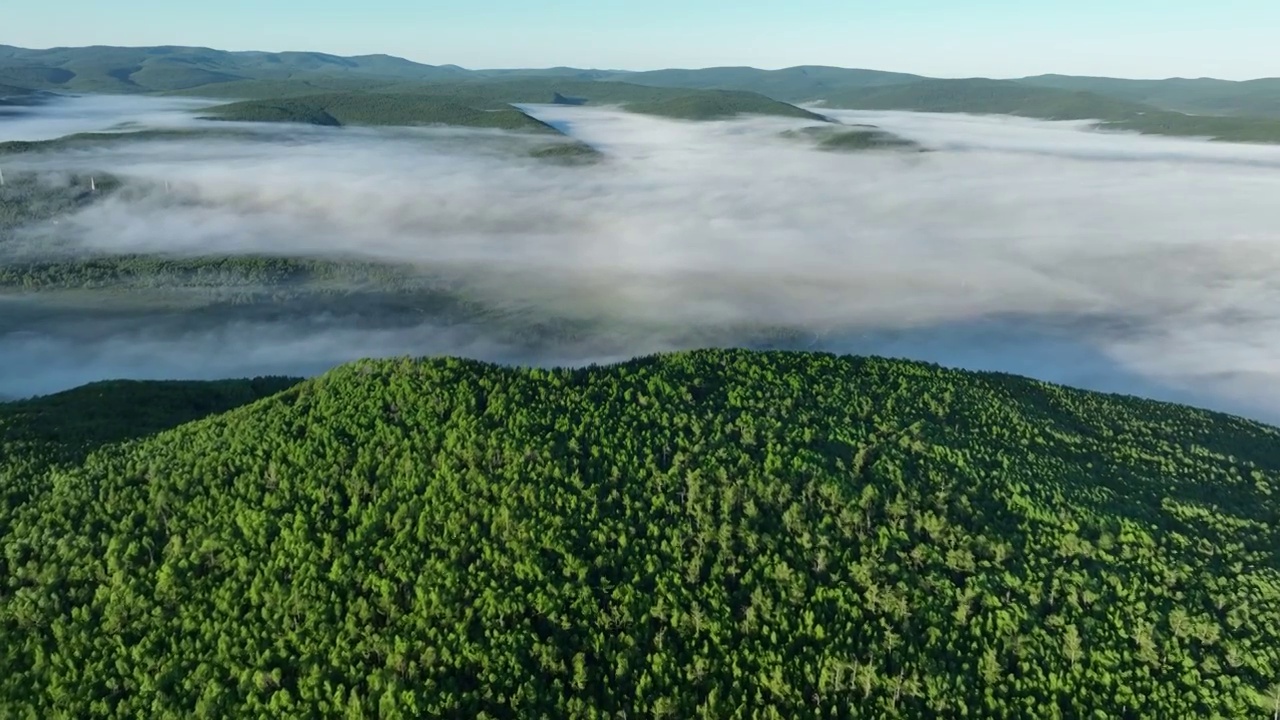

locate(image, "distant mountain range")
(4, 44), (1280, 141)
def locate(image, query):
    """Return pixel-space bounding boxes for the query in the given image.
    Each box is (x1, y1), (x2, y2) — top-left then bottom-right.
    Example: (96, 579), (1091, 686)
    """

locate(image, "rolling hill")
(1017, 74), (1280, 119)
(2, 349), (1280, 716)
(0, 376), (299, 467)
(199, 81), (827, 124)
(588, 65), (1280, 126)
(620, 89), (830, 121)
(780, 124), (923, 152)
(0, 44), (468, 95)
(205, 93), (559, 131)
(804, 78), (1280, 143)
(7, 45), (1280, 139)
(600, 65), (926, 102)
(0, 128), (256, 157)
(362, 78), (829, 120)
(813, 78), (1153, 121)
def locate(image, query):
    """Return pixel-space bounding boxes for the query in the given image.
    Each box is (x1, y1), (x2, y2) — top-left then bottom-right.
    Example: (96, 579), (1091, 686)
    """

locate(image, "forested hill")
(4, 349), (1280, 717)
(204, 93), (561, 131)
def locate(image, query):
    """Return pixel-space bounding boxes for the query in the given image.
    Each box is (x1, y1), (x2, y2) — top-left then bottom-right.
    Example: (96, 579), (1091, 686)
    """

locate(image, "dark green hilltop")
(203, 93), (561, 132)
(780, 125), (924, 153)
(3, 349), (1280, 717)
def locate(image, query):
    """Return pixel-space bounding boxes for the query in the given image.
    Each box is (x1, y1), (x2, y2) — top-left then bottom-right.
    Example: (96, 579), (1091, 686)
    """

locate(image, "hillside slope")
(0, 44), (467, 94)
(0, 46), (835, 123)
(205, 92), (559, 131)
(1018, 74), (1280, 119)
(811, 78), (1280, 143)
(0, 377), (299, 522)
(605, 65), (925, 101)
(622, 90), (830, 121)
(4, 44), (1280, 127)
(366, 79), (826, 121)
(781, 124), (923, 152)
(2, 350), (1280, 717)
(817, 78), (1153, 121)
(198, 82), (822, 126)
(606, 65), (1280, 123)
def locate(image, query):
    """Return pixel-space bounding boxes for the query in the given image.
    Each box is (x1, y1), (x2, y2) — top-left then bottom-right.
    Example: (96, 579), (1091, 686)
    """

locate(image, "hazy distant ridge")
(5, 44), (1280, 141)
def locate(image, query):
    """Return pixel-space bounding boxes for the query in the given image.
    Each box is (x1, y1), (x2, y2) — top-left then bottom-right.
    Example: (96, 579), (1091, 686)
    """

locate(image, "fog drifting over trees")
(4, 96), (1280, 420)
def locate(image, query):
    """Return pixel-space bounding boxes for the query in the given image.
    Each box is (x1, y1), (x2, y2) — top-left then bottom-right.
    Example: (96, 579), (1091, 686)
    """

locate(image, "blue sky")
(6, 0), (1278, 79)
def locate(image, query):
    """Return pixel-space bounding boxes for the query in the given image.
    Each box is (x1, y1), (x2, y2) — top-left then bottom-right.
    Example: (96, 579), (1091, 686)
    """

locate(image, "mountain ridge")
(3, 348), (1280, 716)
(6, 44), (1280, 141)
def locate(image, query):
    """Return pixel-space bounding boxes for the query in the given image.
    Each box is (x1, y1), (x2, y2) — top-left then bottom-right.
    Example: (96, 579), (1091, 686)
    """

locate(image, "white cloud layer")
(5, 97), (1280, 422)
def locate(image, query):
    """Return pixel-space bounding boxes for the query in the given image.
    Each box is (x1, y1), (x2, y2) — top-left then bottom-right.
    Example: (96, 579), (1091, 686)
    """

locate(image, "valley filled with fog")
(4, 94), (1280, 422)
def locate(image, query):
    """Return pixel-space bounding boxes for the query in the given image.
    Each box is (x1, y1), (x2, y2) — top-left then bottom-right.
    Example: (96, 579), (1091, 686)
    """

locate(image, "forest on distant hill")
(6, 44), (1280, 140)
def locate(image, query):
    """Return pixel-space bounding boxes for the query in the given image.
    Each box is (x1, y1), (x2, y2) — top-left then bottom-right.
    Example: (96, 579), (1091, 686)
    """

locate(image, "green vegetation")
(0, 44), (466, 95)
(204, 99), (342, 127)
(1104, 112), (1280, 144)
(202, 92), (613, 156)
(198, 82), (823, 129)
(781, 124), (922, 152)
(168, 76), (403, 100)
(605, 66), (1280, 125)
(371, 78), (687, 107)
(0, 128), (255, 157)
(528, 140), (604, 165)
(205, 93), (558, 132)
(609, 66), (928, 102)
(623, 90), (828, 121)
(414, 80), (825, 120)
(0, 252), (534, 340)
(1017, 75), (1280, 120)
(0, 118), (594, 168)
(360, 78), (827, 121)
(0, 171), (118, 233)
(0, 376), (299, 472)
(804, 78), (1280, 143)
(0, 255), (427, 292)
(817, 79), (1154, 121)
(0, 45), (826, 124)
(3, 348), (1280, 716)
(5, 44), (1280, 138)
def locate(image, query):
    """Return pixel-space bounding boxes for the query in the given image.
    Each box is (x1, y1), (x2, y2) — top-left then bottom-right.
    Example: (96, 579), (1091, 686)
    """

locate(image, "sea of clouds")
(4, 94), (1280, 422)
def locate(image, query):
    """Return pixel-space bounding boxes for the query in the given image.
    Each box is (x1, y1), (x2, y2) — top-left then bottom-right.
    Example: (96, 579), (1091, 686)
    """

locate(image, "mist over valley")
(4, 92), (1280, 421)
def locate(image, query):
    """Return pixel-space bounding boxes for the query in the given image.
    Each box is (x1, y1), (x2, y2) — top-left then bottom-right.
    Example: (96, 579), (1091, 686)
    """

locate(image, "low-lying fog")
(0, 94), (217, 142)
(5, 95), (1280, 423)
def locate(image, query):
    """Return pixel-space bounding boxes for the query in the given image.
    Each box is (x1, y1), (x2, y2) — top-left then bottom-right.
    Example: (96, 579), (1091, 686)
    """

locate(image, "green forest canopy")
(3, 349), (1280, 717)
(780, 125), (922, 152)
(621, 91), (829, 122)
(204, 93), (560, 132)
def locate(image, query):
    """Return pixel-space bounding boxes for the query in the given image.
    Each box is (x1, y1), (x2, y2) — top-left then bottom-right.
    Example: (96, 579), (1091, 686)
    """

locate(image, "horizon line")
(3, 42), (1278, 84)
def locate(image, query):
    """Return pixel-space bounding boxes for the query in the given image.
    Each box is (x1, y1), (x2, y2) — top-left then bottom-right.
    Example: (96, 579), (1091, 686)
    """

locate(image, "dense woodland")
(0, 255), (428, 292)
(205, 94), (560, 132)
(779, 125), (922, 153)
(621, 92), (828, 122)
(2, 350), (1280, 717)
